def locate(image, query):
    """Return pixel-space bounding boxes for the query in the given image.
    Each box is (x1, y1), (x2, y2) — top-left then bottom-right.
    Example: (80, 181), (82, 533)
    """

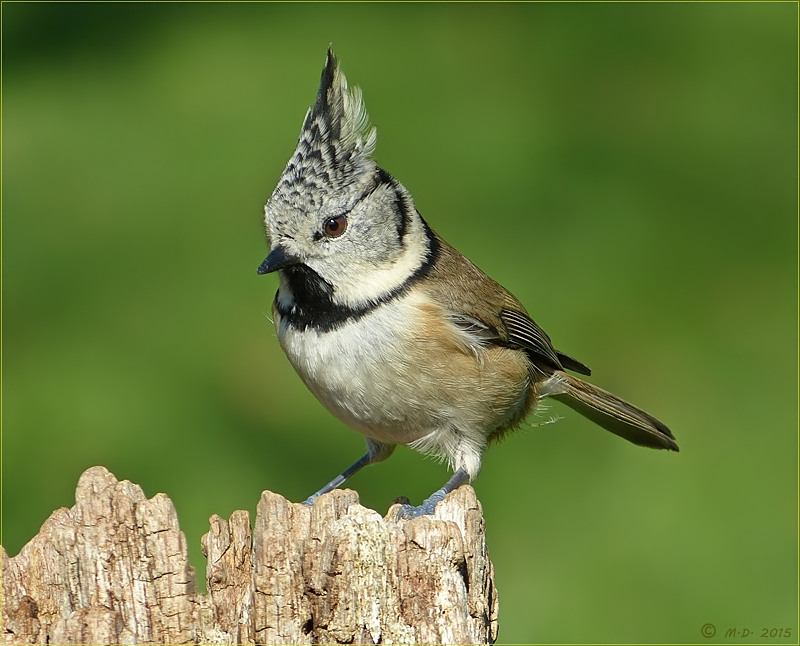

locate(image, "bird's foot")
(395, 489), (448, 520)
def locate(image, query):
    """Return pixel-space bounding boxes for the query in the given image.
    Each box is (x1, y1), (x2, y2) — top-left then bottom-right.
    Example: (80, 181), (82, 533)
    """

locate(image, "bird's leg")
(396, 468), (470, 519)
(302, 452), (373, 505)
(303, 440), (395, 505)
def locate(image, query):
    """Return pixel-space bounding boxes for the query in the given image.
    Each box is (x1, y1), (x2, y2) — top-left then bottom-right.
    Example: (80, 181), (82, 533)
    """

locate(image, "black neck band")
(275, 218), (439, 333)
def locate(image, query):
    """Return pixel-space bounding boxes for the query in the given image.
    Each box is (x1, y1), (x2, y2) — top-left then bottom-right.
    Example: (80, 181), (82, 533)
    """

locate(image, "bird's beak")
(256, 245), (301, 275)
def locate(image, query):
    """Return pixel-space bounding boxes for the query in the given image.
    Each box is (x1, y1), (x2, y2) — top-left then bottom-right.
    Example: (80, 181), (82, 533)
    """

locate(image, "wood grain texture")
(2, 466), (498, 644)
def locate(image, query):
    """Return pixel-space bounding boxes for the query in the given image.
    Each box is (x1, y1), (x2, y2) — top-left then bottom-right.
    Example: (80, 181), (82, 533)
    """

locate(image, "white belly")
(277, 294), (433, 445)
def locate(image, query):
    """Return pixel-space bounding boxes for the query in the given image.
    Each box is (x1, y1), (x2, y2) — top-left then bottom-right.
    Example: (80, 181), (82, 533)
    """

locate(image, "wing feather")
(499, 309), (563, 370)
(421, 230), (591, 376)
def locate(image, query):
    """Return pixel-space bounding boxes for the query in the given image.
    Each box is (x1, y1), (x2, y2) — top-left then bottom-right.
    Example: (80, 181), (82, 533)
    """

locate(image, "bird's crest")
(311, 47), (376, 158)
(272, 47), (377, 206)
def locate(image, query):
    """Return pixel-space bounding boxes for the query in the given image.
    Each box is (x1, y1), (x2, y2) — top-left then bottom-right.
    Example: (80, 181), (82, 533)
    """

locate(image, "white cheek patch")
(319, 212), (431, 308)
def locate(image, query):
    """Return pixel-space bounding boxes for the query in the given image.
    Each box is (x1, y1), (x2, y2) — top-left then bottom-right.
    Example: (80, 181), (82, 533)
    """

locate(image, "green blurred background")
(2, 3), (797, 643)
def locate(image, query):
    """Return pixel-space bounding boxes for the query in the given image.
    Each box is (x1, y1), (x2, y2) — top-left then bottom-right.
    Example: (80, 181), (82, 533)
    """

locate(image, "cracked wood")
(2, 466), (499, 644)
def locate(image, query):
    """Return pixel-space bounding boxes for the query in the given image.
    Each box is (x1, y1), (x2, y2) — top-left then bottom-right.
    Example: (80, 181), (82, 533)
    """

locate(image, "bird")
(257, 47), (678, 519)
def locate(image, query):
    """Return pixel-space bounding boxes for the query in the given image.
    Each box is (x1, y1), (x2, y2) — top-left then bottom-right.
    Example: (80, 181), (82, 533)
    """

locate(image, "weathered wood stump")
(2, 466), (498, 644)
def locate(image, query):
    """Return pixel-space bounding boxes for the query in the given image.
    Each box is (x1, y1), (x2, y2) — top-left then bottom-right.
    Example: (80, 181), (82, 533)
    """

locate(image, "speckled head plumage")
(268, 48), (377, 218)
(260, 47), (435, 316)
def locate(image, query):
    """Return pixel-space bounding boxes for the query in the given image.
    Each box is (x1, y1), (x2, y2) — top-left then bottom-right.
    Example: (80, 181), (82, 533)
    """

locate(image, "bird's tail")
(542, 371), (678, 451)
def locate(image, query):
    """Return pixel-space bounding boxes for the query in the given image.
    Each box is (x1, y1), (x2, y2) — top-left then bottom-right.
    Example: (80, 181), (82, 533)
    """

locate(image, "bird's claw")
(394, 491), (447, 520)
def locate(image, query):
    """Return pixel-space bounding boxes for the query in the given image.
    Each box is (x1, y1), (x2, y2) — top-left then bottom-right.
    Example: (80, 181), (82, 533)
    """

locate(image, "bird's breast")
(275, 290), (535, 448)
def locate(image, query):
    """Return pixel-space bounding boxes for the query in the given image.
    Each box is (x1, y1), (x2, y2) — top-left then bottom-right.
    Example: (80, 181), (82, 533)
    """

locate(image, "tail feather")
(544, 371), (678, 451)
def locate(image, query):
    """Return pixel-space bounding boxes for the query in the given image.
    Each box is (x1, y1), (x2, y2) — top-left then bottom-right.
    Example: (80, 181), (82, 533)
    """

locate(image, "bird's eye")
(323, 214), (348, 238)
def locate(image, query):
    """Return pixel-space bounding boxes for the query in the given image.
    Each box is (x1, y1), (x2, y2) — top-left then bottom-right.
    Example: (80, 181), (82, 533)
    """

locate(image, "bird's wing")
(423, 231), (591, 375)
